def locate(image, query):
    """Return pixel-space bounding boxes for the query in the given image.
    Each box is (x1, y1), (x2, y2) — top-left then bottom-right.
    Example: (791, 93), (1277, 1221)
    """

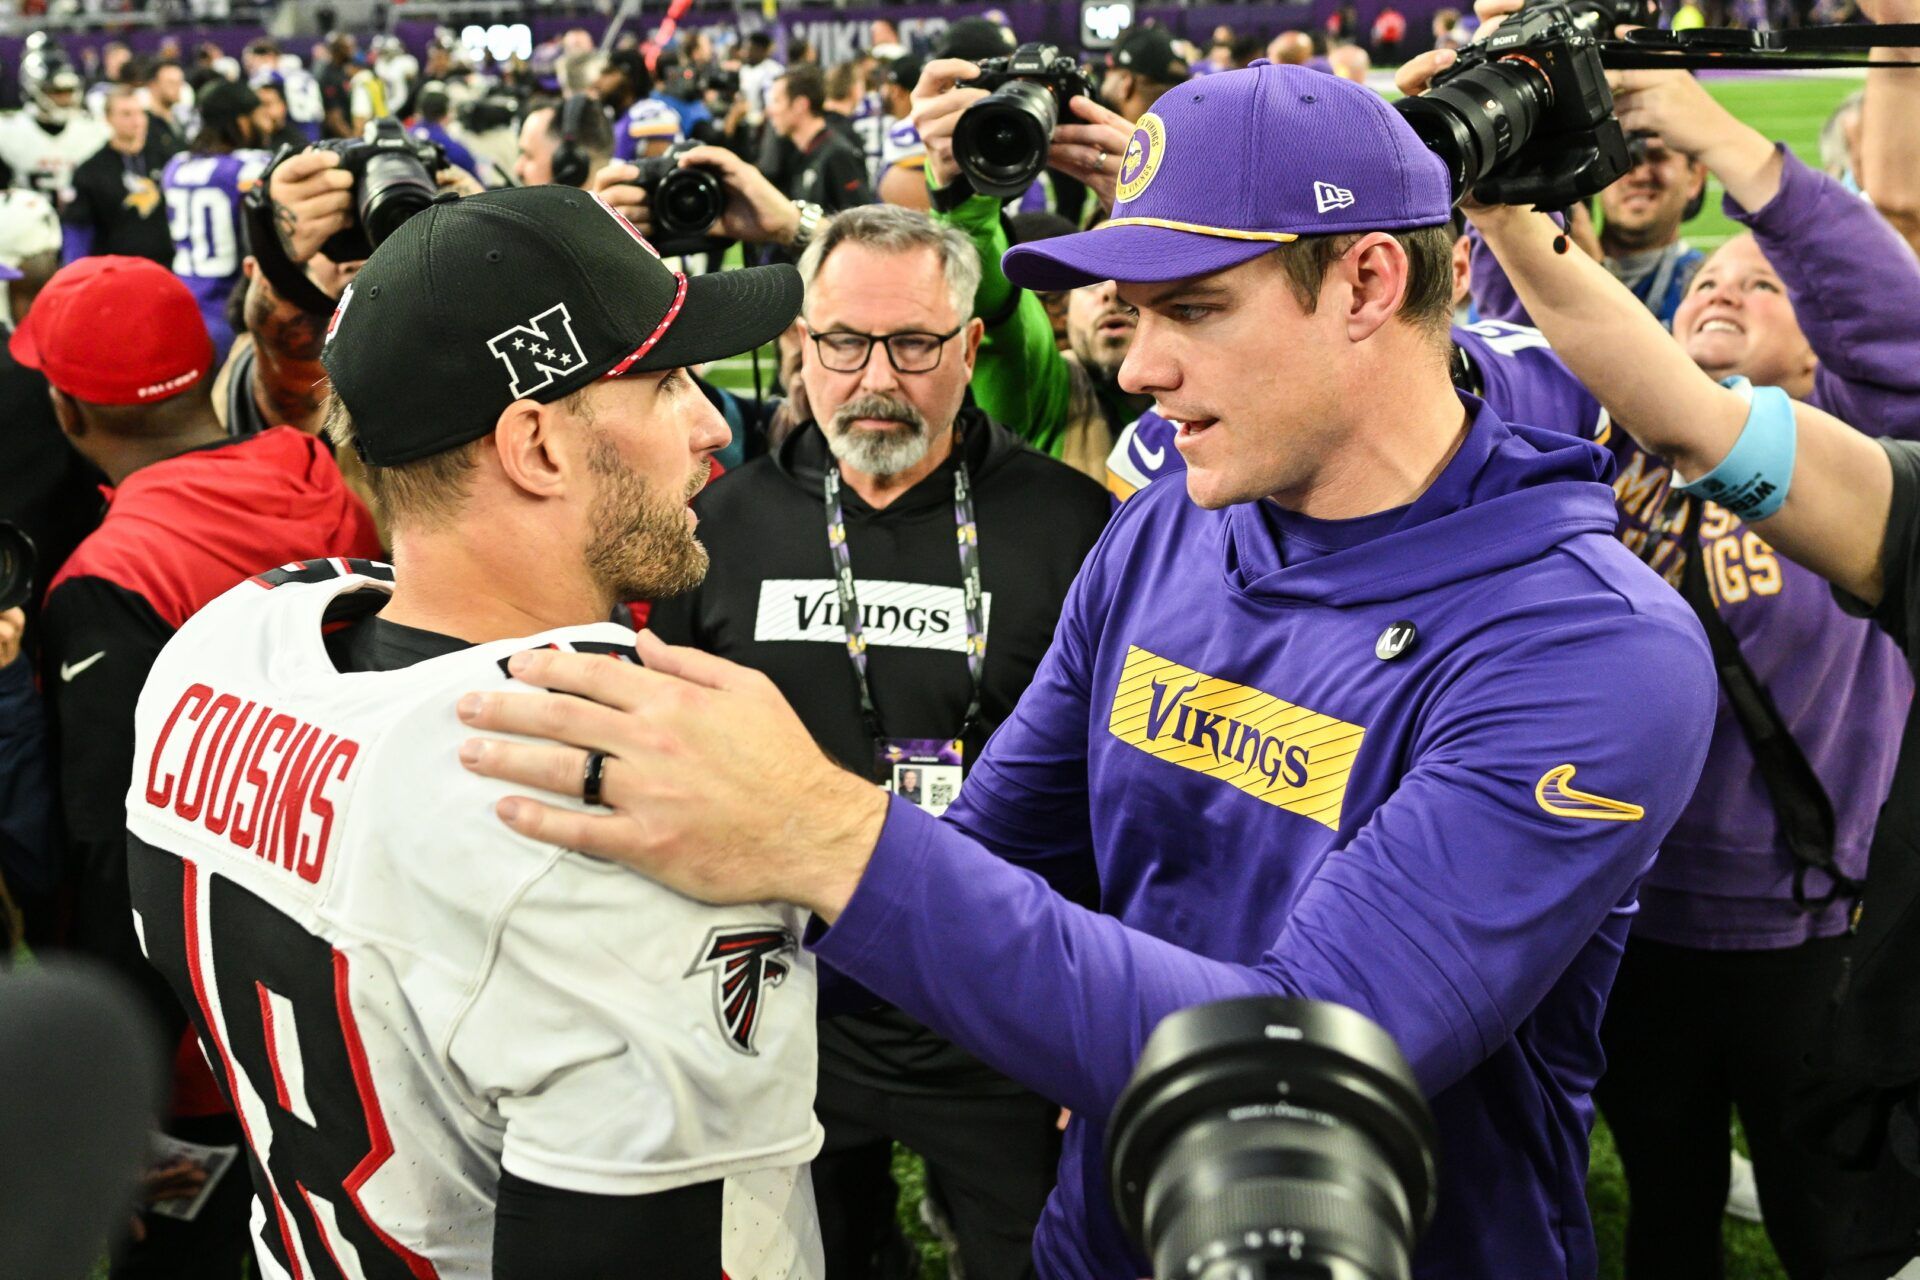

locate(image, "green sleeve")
(932, 186), (1074, 458)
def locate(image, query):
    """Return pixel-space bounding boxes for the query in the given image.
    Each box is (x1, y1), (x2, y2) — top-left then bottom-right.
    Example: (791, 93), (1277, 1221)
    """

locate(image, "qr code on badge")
(928, 777), (956, 810)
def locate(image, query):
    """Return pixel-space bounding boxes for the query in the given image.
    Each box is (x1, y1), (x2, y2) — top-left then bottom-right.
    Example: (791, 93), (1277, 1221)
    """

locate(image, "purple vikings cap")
(1003, 60), (1453, 291)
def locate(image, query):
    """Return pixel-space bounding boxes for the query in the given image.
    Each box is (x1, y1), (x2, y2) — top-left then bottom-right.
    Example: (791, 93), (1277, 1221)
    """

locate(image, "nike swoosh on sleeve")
(1534, 764), (1644, 822)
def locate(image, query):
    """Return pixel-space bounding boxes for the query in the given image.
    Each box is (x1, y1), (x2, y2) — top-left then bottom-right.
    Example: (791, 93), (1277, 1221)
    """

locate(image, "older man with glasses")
(645, 202), (1111, 1279)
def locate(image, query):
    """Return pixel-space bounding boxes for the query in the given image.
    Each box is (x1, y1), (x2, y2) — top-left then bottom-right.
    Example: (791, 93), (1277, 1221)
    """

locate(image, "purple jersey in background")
(409, 120), (479, 184)
(162, 149), (271, 367)
(1469, 148), (1920, 949)
(1106, 319), (1607, 502)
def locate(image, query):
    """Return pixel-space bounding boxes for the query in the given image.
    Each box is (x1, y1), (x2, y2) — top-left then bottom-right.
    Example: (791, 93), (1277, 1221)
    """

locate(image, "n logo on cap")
(1314, 181), (1356, 214)
(487, 303), (590, 399)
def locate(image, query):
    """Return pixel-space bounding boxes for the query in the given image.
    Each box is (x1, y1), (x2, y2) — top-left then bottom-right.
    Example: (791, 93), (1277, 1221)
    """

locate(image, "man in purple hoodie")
(1419, 43), (1920, 1271)
(452, 65), (1718, 1279)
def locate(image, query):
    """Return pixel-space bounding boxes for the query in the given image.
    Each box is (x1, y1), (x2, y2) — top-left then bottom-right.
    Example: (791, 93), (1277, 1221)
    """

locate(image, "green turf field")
(1690, 73), (1861, 249)
(875, 75), (1864, 1280)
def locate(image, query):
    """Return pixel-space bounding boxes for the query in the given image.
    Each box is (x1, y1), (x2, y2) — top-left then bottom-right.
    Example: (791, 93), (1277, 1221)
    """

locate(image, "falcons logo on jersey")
(687, 926), (796, 1056)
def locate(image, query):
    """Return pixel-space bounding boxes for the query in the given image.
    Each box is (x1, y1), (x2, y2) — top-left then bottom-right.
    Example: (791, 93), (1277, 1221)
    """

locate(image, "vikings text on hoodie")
(810, 395), (1718, 1280)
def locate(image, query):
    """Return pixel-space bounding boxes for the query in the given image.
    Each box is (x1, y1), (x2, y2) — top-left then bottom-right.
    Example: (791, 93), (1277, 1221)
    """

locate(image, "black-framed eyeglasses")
(809, 326), (964, 375)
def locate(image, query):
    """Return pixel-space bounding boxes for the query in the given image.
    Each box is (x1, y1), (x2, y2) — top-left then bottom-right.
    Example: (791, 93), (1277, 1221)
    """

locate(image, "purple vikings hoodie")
(811, 394), (1718, 1279)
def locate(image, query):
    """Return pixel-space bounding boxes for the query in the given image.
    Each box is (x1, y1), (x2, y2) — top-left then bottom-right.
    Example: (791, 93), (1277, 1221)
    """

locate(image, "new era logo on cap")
(487, 303), (589, 399)
(1314, 181), (1356, 214)
(1000, 65), (1452, 293)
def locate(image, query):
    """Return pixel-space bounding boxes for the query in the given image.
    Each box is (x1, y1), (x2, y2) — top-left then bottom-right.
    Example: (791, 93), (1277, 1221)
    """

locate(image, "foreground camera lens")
(358, 152), (439, 249)
(1108, 998), (1437, 1280)
(954, 79), (1058, 199)
(653, 168), (725, 237)
(1394, 57), (1549, 204)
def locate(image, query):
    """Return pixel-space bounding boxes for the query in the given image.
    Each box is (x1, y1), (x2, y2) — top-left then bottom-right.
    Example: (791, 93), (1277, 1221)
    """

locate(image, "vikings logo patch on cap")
(1116, 113), (1166, 206)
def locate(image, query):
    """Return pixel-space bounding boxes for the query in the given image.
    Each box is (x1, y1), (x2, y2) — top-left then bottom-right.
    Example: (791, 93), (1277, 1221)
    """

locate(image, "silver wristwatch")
(790, 201), (826, 252)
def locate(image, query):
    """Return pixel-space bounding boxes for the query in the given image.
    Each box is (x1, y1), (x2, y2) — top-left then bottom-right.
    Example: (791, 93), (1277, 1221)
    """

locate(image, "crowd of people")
(3, 2), (1920, 1279)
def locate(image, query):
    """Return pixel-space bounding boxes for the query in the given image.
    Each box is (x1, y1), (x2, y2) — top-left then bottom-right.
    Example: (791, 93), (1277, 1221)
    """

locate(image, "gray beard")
(823, 394), (934, 478)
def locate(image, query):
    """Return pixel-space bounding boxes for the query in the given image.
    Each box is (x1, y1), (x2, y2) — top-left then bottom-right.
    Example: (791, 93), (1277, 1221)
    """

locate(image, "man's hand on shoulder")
(455, 631), (888, 921)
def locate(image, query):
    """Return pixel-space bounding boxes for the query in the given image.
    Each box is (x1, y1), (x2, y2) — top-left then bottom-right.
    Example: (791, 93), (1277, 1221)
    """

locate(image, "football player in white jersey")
(0, 38), (109, 210)
(125, 184), (820, 1278)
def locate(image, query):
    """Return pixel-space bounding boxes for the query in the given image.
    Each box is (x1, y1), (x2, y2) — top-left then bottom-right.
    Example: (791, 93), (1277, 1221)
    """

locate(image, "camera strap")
(241, 146), (341, 318)
(1669, 494), (1863, 911)
(1605, 24), (1920, 69)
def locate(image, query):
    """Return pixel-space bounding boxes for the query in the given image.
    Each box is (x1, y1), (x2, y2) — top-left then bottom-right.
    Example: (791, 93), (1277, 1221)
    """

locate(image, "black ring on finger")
(582, 750), (610, 808)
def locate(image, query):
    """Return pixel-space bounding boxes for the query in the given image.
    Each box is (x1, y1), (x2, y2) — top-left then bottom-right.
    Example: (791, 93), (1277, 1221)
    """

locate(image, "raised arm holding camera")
(1470, 189), (1920, 1279)
(1399, 23), (1920, 1269)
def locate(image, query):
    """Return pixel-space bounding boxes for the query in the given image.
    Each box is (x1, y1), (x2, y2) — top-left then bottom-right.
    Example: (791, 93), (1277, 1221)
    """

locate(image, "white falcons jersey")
(125, 560), (824, 1280)
(0, 110), (108, 208)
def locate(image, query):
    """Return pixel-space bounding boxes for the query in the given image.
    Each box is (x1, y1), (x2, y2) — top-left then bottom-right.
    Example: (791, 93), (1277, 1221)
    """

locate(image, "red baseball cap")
(9, 256), (214, 405)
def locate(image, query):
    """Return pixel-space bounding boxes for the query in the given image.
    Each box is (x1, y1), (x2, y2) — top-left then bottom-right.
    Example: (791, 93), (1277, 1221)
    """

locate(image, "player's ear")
(1341, 232), (1410, 346)
(491, 398), (567, 500)
(48, 385), (82, 440)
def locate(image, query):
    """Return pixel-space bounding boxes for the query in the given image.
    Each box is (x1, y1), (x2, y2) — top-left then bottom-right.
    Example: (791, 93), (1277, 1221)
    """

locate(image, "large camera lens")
(358, 151), (439, 250)
(652, 167), (725, 238)
(0, 521), (38, 612)
(1108, 998), (1438, 1280)
(1394, 56), (1549, 205)
(954, 79), (1059, 200)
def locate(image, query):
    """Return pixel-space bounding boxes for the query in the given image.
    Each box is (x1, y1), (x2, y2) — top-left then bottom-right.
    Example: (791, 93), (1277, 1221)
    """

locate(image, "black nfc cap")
(321, 185), (801, 467)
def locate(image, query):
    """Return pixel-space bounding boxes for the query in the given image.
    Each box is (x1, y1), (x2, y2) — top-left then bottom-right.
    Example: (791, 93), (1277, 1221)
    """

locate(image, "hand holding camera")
(266, 149), (355, 266)
(590, 145), (800, 252)
(915, 52), (1129, 207)
(1047, 95), (1136, 212)
(909, 59), (992, 192)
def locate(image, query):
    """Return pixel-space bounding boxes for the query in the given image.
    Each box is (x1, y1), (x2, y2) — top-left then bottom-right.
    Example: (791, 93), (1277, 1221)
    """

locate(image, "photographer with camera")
(1457, 0), (1712, 327)
(908, 54), (1151, 479)
(1401, 20), (1920, 1270)
(456, 63), (1720, 1280)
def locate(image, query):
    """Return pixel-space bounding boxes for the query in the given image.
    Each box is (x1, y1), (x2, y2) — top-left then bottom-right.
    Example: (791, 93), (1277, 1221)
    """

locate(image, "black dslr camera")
(1108, 998), (1437, 1280)
(312, 118), (448, 262)
(953, 43), (1099, 199)
(630, 141), (726, 256)
(0, 521), (36, 613)
(1395, 0), (1655, 209)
